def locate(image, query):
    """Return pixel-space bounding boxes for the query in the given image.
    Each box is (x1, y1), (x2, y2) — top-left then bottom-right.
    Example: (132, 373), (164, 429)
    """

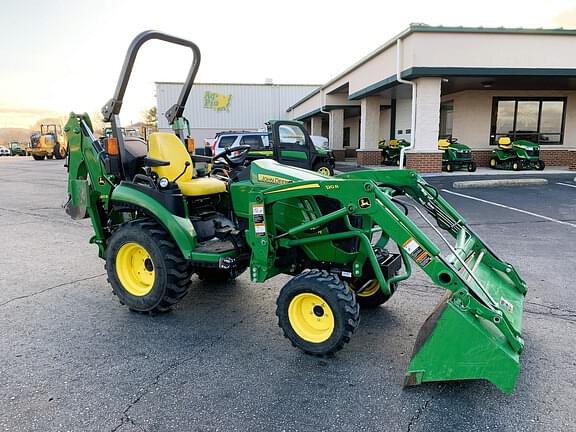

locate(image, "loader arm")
(245, 169), (526, 393)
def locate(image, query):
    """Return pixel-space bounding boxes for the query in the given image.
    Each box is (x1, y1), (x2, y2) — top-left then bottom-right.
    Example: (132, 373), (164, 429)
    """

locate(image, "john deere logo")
(98, 177), (106, 185)
(203, 91), (232, 112)
(359, 197), (371, 209)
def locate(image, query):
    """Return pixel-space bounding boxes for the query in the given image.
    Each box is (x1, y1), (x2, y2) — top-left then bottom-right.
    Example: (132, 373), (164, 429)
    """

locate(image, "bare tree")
(141, 106), (158, 131)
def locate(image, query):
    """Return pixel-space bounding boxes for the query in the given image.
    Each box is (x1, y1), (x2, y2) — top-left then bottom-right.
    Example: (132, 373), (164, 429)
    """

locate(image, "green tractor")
(490, 137), (545, 171)
(65, 31), (528, 393)
(8, 142), (27, 156)
(382, 138), (410, 166)
(438, 138), (477, 172)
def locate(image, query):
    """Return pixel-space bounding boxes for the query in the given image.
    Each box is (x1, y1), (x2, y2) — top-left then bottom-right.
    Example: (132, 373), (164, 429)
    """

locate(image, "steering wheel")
(212, 145), (251, 168)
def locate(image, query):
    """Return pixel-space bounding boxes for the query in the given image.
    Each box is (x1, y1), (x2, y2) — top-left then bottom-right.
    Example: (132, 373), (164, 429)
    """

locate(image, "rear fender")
(111, 184), (197, 258)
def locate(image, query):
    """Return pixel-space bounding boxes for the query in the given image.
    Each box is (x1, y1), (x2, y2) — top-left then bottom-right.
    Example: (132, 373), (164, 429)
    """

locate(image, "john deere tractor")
(382, 138), (410, 166)
(490, 137), (545, 171)
(438, 138), (477, 172)
(65, 31), (528, 393)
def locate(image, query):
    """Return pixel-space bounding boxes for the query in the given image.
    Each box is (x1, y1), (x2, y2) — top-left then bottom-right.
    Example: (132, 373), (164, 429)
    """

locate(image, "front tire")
(467, 161), (477, 172)
(536, 160), (545, 171)
(512, 160), (521, 171)
(106, 219), (192, 313)
(32, 154), (45, 161)
(276, 269), (360, 356)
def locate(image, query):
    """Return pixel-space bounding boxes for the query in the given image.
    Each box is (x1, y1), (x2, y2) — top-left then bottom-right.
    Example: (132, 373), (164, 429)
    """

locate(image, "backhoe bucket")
(405, 237), (526, 394)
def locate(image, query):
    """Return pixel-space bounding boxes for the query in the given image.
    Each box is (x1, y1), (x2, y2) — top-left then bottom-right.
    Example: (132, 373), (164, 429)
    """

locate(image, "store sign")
(203, 91), (232, 112)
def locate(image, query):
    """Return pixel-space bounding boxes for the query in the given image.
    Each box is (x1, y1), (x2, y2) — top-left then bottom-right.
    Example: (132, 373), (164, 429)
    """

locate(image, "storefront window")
(439, 101), (454, 138)
(490, 97), (566, 145)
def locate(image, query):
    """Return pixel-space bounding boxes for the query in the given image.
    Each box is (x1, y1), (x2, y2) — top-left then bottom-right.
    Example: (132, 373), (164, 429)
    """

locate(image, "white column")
(310, 117), (323, 136)
(359, 96), (381, 150)
(329, 109), (344, 150)
(413, 77), (442, 151)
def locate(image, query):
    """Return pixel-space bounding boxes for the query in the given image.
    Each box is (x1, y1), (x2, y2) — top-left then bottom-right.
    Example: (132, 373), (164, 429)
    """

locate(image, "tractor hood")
(513, 140), (539, 150)
(449, 142), (472, 152)
(250, 159), (328, 185)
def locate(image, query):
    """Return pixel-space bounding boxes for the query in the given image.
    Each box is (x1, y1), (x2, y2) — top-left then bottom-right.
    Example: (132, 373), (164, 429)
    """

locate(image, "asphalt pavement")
(1, 157), (575, 432)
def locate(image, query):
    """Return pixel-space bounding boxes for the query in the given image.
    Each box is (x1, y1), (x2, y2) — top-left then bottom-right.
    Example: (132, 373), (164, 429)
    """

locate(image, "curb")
(453, 178), (548, 189)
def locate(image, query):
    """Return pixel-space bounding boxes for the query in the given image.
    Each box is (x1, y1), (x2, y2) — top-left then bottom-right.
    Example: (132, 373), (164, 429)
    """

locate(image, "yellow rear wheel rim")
(288, 293), (334, 343)
(317, 166), (331, 176)
(356, 280), (380, 298)
(116, 242), (155, 296)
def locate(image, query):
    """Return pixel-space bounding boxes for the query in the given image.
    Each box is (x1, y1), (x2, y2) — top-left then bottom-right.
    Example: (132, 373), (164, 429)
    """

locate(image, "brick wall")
(569, 150), (576, 170)
(405, 152), (443, 173)
(332, 150), (346, 161)
(356, 150), (383, 166)
(472, 149), (571, 167)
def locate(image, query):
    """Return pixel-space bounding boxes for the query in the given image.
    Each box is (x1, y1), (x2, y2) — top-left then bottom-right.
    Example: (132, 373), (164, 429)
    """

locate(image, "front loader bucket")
(406, 289), (522, 393)
(404, 232), (526, 393)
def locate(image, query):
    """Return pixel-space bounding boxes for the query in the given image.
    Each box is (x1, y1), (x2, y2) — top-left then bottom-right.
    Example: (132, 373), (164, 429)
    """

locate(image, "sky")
(1, 0), (576, 129)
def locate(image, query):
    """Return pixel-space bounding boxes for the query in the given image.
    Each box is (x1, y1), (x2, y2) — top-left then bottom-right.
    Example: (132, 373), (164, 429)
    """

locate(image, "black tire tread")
(107, 219), (192, 313)
(276, 269), (360, 356)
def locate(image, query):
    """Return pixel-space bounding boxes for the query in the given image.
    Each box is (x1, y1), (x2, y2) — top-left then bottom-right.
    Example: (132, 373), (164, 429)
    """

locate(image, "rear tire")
(54, 144), (66, 159)
(106, 219), (192, 313)
(276, 269), (360, 356)
(352, 279), (397, 308)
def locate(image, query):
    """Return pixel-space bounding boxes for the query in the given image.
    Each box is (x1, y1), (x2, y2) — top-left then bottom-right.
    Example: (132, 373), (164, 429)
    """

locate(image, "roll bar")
(101, 30), (201, 125)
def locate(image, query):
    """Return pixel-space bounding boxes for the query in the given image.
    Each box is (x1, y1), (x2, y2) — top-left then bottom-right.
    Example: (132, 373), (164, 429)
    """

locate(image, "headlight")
(158, 177), (169, 188)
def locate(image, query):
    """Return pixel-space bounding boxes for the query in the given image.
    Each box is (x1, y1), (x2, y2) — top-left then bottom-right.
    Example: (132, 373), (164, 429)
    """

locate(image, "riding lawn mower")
(64, 31), (528, 393)
(490, 137), (545, 171)
(438, 138), (477, 172)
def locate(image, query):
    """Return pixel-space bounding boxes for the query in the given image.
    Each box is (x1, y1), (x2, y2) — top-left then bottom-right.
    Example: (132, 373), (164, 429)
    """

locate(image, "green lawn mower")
(490, 137), (545, 171)
(438, 138), (476, 172)
(382, 139), (410, 166)
(65, 31), (528, 393)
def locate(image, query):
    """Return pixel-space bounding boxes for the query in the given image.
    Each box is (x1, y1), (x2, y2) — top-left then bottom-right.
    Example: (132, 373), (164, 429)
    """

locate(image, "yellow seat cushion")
(389, 139), (399, 148)
(438, 139), (450, 150)
(498, 137), (512, 149)
(177, 177), (226, 196)
(148, 132), (225, 196)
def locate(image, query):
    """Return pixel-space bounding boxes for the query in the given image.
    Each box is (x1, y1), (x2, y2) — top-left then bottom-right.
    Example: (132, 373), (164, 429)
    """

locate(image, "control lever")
(173, 161), (191, 182)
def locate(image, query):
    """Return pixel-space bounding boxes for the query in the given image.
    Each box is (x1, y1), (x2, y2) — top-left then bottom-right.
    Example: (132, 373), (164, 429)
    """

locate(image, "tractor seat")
(438, 139), (450, 150)
(498, 137), (513, 150)
(148, 133), (226, 197)
(389, 139), (399, 148)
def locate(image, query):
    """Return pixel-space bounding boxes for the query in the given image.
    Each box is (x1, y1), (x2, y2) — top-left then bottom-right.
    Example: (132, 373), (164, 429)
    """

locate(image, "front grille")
(455, 151), (472, 160)
(526, 149), (539, 157)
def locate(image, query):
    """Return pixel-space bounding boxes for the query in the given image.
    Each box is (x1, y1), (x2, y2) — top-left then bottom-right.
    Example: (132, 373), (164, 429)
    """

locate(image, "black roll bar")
(101, 30), (201, 125)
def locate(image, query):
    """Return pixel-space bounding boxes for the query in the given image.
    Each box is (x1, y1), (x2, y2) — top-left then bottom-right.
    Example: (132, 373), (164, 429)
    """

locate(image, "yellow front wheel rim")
(116, 242), (155, 296)
(356, 280), (380, 298)
(317, 166), (331, 176)
(288, 293), (335, 343)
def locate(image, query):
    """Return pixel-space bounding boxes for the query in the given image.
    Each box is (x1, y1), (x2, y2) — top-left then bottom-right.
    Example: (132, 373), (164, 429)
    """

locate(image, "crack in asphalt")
(109, 307), (262, 432)
(0, 273), (106, 308)
(0, 206), (85, 227)
(406, 385), (446, 432)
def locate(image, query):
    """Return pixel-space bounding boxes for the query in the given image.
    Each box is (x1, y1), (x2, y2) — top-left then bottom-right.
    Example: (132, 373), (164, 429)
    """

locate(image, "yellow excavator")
(29, 124), (68, 160)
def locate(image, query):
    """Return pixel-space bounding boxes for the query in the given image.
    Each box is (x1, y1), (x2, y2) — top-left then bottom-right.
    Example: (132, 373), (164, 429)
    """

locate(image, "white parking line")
(441, 189), (576, 229)
(557, 182), (576, 189)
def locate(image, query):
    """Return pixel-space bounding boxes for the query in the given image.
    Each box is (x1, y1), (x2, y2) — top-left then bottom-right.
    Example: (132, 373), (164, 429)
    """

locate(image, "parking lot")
(1, 157), (575, 432)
